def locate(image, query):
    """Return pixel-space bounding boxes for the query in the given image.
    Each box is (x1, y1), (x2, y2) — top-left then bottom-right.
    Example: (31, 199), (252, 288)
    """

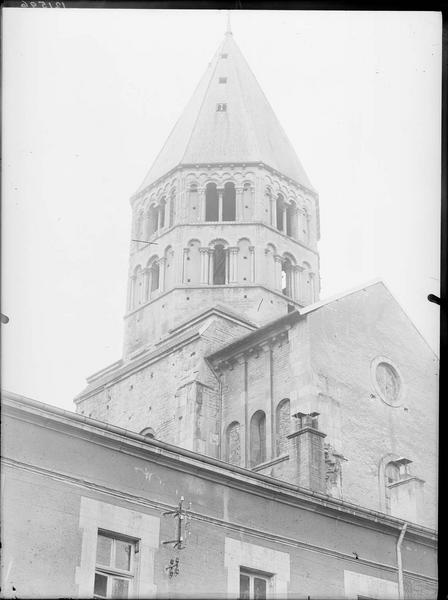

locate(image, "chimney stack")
(287, 412), (326, 493)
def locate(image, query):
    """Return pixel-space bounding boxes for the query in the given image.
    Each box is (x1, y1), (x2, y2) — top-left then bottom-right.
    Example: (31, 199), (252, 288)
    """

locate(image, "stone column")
(249, 246), (255, 282)
(158, 257), (166, 292)
(182, 248), (190, 284)
(228, 247), (239, 283)
(156, 205), (161, 231)
(295, 265), (304, 303)
(128, 275), (136, 311)
(270, 195), (276, 227)
(198, 187), (205, 222)
(199, 248), (209, 284)
(287, 413), (327, 493)
(235, 186), (243, 221)
(218, 188), (224, 222)
(142, 211), (151, 241)
(309, 272), (316, 302)
(208, 248), (214, 284)
(282, 204), (287, 233)
(274, 255), (283, 291)
(143, 267), (151, 302)
(292, 207), (299, 239)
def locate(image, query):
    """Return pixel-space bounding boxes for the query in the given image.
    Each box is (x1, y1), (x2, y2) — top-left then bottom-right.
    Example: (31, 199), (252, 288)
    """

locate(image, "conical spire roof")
(137, 32), (313, 193)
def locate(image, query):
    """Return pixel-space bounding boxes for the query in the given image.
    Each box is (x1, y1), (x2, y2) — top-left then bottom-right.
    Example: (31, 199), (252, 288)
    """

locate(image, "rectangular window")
(219, 77), (228, 83)
(94, 531), (137, 599)
(221, 53), (228, 58)
(239, 569), (271, 599)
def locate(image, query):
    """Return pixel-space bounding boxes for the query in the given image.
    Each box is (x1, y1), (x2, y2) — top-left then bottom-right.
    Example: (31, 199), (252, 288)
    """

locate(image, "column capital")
(249, 246), (255, 252)
(274, 254), (284, 263)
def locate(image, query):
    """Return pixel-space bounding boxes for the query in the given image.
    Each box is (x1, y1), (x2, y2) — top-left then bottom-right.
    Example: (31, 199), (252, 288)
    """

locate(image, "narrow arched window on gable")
(250, 410), (266, 467)
(276, 399), (290, 456)
(226, 421), (241, 465)
(222, 182), (236, 221)
(150, 261), (160, 293)
(205, 183), (219, 221)
(213, 244), (226, 285)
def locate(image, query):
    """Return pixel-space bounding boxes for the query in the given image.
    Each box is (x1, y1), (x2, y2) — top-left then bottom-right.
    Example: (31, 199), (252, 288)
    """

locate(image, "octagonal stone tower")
(124, 28), (320, 359)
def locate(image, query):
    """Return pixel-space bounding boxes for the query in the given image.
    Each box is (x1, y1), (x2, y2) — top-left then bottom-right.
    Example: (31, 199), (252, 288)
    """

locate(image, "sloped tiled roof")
(137, 32), (313, 193)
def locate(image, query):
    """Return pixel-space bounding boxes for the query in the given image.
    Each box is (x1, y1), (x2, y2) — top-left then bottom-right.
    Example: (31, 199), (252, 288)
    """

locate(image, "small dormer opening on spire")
(220, 53), (228, 58)
(219, 77), (227, 84)
(216, 103), (227, 112)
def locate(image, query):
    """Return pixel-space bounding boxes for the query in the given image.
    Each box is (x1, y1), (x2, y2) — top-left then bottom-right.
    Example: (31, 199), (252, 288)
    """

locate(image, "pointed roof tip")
(225, 9), (233, 36)
(136, 20), (314, 194)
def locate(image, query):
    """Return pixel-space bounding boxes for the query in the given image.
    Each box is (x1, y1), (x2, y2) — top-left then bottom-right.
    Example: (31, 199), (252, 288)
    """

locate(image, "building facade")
(2, 24), (438, 600)
(2, 392), (438, 599)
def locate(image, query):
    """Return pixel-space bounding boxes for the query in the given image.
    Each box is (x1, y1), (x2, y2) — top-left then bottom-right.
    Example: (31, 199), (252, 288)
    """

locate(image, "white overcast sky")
(2, 9), (441, 411)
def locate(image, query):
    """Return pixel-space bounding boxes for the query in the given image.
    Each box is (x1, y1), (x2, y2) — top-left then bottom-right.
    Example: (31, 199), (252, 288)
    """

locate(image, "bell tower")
(123, 27), (320, 359)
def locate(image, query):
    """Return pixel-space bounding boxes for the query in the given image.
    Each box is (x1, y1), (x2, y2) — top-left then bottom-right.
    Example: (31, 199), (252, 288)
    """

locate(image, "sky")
(2, 9), (442, 412)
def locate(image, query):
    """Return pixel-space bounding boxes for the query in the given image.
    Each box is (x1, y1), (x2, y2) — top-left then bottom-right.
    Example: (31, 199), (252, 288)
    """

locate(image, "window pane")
(112, 578), (129, 599)
(94, 572), (108, 597)
(254, 577), (267, 599)
(240, 574), (250, 599)
(115, 540), (132, 571)
(96, 535), (112, 566)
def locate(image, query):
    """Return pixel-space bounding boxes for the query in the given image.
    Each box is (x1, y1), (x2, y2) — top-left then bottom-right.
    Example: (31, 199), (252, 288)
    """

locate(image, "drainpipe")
(396, 522), (408, 599)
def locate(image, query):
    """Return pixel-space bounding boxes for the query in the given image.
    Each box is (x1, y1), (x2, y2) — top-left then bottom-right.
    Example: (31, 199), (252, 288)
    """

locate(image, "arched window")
(282, 258), (293, 297)
(205, 183), (219, 221)
(222, 182), (236, 221)
(159, 197), (166, 229)
(384, 461), (400, 513)
(213, 244), (226, 285)
(276, 194), (284, 231)
(150, 261), (160, 293)
(276, 399), (290, 456)
(250, 410), (266, 467)
(225, 421), (241, 465)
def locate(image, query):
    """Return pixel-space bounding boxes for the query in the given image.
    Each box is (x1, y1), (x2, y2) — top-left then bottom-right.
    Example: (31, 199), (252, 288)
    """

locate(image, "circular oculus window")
(373, 359), (402, 406)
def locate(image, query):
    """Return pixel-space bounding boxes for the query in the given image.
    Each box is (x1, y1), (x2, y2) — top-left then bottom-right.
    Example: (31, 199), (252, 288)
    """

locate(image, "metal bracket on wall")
(161, 496), (192, 550)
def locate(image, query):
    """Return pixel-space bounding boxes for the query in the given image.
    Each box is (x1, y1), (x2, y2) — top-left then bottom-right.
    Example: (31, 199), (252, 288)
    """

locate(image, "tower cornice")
(131, 162), (318, 205)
